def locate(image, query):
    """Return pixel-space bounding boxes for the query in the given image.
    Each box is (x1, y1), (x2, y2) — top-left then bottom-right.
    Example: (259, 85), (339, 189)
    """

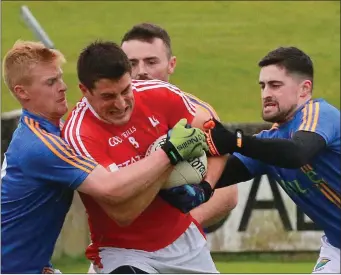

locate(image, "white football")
(146, 134), (208, 189)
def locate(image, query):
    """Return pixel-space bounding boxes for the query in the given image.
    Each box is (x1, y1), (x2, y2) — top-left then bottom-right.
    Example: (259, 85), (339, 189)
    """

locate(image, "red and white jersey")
(62, 79), (204, 262)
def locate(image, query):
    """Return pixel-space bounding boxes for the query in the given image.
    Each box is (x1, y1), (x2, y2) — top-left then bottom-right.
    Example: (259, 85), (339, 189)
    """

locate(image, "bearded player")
(204, 46), (340, 274)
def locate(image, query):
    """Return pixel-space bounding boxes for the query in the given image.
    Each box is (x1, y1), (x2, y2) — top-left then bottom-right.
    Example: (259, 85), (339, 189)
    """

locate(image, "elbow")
(106, 208), (141, 227)
(107, 211), (137, 227)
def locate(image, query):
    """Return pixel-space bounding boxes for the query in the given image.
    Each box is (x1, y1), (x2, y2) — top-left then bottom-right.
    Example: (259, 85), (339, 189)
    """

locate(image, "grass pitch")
(2, 1), (340, 122)
(53, 255), (315, 273)
(1, 2), (338, 273)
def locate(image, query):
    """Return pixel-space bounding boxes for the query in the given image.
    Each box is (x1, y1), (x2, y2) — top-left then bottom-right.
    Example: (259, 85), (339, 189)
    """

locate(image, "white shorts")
(312, 235), (340, 274)
(91, 222), (218, 274)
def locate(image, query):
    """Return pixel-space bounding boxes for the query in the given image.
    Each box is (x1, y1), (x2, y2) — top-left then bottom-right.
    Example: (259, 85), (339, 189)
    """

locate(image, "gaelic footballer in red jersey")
(121, 23), (237, 230)
(62, 41), (223, 273)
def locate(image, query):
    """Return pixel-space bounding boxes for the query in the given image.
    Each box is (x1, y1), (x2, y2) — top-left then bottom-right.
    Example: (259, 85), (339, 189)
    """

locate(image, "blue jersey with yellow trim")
(1, 110), (97, 273)
(234, 99), (340, 248)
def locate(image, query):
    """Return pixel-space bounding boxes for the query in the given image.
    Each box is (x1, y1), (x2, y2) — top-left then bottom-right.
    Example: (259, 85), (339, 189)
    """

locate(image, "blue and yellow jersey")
(184, 92), (219, 120)
(1, 109), (97, 273)
(234, 99), (341, 248)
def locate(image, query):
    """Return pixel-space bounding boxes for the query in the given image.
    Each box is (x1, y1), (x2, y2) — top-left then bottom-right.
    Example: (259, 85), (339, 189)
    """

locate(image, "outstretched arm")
(205, 118), (326, 169)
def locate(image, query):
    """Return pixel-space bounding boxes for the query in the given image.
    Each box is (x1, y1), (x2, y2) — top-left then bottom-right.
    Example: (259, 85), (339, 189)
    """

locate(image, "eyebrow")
(258, 80), (283, 85)
(129, 56), (159, 62)
(45, 72), (63, 82)
(100, 83), (131, 97)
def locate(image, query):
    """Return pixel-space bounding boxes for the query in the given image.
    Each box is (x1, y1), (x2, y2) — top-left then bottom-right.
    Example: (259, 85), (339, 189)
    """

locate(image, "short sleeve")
(296, 100), (339, 145)
(21, 132), (98, 190)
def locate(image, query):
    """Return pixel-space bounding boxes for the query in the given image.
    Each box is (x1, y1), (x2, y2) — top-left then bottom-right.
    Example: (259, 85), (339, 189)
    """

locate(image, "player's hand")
(159, 181), (214, 213)
(203, 118), (243, 156)
(162, 119), (208, 165)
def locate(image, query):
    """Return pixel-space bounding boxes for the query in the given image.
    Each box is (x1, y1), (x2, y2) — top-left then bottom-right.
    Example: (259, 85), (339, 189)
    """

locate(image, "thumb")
(177, 118), (188, 127)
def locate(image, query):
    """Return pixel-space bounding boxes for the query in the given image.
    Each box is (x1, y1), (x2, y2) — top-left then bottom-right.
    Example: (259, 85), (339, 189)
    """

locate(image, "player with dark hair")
(205, 46), (340, 274)
(63, 40), (226, 273)
(121, 22), (238, 229)
(1, 40), (207, 274)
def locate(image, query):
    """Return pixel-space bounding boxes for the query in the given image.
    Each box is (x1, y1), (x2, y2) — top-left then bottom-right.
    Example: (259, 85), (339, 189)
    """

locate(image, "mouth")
(57, 98), (66, 103)
(109, 108), (129, 118)
(263, 102), (277, 112)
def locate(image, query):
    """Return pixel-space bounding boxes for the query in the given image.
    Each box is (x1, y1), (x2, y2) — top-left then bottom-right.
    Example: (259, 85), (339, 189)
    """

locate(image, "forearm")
(190, 155), (234, 227)
(190, 185), (237, 227)
(204, 155), (228, 187)
(97, 168), (172, 226)
(237, 131), (326, 168)
(215, 155), (253, 189)
(81, 150), (171, 204)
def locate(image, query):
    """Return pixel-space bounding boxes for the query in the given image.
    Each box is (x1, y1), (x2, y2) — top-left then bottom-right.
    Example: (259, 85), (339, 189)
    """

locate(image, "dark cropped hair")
(258, 46), (314, 81)
(77, 40), (131, 90)
(121, 23), (172, 57)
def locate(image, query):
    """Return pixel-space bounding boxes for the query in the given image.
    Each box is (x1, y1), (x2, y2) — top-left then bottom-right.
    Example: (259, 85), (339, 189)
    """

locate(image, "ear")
(13, 85), (30, 101)
(79, 83), (90, 97)
(299, 80), (312, 98)
(168, 56), (177, 75)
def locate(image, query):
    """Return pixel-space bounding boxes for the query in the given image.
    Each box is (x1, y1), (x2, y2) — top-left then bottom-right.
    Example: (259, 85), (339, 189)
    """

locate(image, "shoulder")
(297, 99), (339, 131)
(316, 99), (339, 117)
(255, 123), (279, 138)
(132, 79), (183, 97)
(63, 98), (96, 138)
(17, 116), (63, 162)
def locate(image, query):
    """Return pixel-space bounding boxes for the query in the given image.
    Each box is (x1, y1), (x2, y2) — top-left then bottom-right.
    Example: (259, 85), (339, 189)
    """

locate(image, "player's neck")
(25, 107), (61, 127)
(279, 96), (312, 125)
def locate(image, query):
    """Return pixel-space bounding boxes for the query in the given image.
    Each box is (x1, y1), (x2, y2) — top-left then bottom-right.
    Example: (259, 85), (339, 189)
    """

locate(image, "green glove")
(162, 119), (208, 165)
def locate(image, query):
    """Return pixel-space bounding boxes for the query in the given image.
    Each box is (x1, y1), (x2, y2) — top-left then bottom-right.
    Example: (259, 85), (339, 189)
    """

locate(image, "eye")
(46, 78), (56, 86)
(147, 59), (158, 65)
(101, 94), (114, 100)
(130, 60), (137, 67)
(271, 83), (281, 88)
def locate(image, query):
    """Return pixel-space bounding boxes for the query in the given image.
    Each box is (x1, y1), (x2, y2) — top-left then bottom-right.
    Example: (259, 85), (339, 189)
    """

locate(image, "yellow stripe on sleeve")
(25, 117), (94, 174)
(310, 102), (320, 132)
(304, 101), (314, 131)
(298, 103), (309, 130)
(37, 125), (96, 170)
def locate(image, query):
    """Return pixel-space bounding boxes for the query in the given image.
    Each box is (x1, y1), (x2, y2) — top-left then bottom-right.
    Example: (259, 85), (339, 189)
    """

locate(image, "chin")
(57, 106), (68, 117)
(111, 113), (132, 125)
(262, 113), (278, 123)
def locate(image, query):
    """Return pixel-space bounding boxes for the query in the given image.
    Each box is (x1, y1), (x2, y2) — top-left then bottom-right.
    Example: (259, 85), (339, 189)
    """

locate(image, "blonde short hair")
(2, 40), (66, 93)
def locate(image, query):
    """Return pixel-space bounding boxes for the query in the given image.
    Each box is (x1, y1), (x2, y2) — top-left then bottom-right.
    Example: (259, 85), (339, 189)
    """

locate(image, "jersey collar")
(21, 109), (61, 135)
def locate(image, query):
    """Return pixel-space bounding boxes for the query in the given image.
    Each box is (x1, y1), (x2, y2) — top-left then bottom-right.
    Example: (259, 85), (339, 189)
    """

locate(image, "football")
(146, 134), (208, 189)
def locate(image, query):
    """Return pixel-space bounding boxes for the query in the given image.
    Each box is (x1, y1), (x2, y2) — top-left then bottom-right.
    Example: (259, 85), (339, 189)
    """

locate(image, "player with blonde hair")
(1, 40), (208, 273)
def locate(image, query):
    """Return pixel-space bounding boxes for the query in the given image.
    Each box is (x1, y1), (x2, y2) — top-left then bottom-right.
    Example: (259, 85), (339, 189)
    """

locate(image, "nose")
(114, 95), (127, 110)
(137, 63), (148, 79)
(59, 79), (67, 93)
(261, 85), (272, 99)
